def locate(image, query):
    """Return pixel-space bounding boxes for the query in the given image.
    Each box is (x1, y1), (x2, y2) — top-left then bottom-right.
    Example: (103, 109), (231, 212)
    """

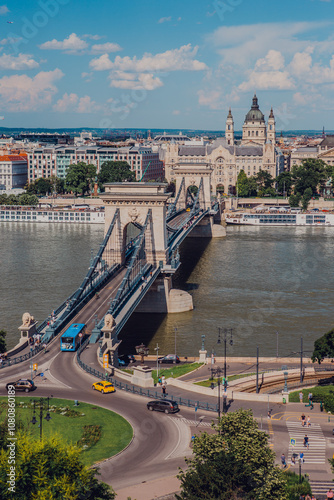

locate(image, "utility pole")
(154, 343), (159, 378)
(256, 346), (259, 394)
(300, 337), (303, 384)
(174, 326), (177, 363)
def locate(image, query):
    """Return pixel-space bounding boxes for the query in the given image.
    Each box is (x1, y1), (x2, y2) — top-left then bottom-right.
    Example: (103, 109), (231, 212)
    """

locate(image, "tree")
(25, 177), (53, 196)
(301, 187), (313, 211)
(0, 329), (6, 353)
(17, 193), (39, 206)
(177, 409), (287, 500)
(0, 432), (115, 499)
(255, 170), (274, 197)
(275, 171), (293, 197)
(236, 170), (249, 197)
(65, 162), (97, 196)
(98, 161), (135, 191)
(292, 159), (327, 197)
(166, 181), (176, 195)
(289, 193), (301, 208)
(312, 328), (334, 364)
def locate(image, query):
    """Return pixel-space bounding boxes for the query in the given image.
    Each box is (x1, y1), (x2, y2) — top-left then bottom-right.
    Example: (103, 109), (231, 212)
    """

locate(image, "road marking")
(165, 417), (192, 460)
(173, 416), (212, 428)
(286, 421), (326, 465)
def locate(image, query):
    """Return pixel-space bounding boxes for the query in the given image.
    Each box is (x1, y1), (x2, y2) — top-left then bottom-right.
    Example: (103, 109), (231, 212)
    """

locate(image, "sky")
(0, 0), (334, 130)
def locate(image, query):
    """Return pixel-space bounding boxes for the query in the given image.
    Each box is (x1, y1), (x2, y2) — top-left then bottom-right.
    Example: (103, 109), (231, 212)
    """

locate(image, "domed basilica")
(164, 94), (281, 194)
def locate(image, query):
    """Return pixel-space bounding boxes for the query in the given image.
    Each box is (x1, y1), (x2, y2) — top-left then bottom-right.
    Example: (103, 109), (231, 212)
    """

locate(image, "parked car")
(147, 399), (179, 414)
(92, 381), (115, 394)
(118, 358), (126, 367)
(6, 379), (35, 392)
(159, 354), (180, 364)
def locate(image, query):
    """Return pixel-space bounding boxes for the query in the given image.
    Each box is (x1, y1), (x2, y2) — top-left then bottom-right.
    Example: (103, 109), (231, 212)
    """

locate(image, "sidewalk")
(115, 476), (180, 500)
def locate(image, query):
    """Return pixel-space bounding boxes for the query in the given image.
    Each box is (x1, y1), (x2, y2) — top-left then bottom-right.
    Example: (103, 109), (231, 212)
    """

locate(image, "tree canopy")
(0, 193), (39, 206)
(276, 171), (293, 196)
(312, 328), (334, 364)
(65, 162), (97, 196)
(0, 431), (115, 500)
(26, 176), (65, 196)
(291, 159), (327, 197)
(98, 161), (135, 191)
(0, 329), (6, 353)
(176, 409), (287, 500)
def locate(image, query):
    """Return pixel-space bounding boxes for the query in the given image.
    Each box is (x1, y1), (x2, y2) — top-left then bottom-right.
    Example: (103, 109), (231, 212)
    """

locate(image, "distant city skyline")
(1, 0), (334, 130)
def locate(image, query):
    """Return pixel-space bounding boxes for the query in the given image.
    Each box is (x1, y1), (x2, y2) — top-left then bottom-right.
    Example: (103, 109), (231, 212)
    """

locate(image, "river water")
(1, 223), (333, 357)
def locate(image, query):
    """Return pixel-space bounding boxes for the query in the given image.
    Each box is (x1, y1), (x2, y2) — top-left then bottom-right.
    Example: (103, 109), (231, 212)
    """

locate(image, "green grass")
(0, 397), (132, 466)
(152, 363), (203, 384)
(195, 372), (256, 387)
(289, 386), (333, 404)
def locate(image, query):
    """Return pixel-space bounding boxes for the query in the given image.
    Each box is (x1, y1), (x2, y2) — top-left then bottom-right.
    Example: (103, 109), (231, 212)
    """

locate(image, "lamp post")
(31, 396), (52, 440)
(174, 326), (177, 363)
(135, 343), (149, 365)
(218, 328), (233, 389)
(154, 343), (159, 378)
(210, 366), (224, 420)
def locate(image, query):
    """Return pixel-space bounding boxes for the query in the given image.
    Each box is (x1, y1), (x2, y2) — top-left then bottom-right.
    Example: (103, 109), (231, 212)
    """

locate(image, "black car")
(159, 354), (180, 364)
(6, 379), (35, 392)
(147, 399), (179, 414)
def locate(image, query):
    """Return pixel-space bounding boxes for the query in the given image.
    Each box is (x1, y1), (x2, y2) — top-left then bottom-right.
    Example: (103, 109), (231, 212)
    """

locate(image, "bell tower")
(225, 108), (234, 145)
(267, 107), (276, 144)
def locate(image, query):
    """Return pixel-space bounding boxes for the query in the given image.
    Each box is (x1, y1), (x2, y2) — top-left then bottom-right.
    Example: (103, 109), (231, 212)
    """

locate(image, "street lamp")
(210, 366), (224, 420)
(154, 343), (159, 378)
(218, 327), (233, 391)
(174, 326), (177, 363)
(135, 343), (149, 365)
(31, 396), (53, 440)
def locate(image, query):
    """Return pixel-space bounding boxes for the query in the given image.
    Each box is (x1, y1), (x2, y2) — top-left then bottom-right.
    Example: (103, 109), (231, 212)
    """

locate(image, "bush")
(284, 471), (312, 500)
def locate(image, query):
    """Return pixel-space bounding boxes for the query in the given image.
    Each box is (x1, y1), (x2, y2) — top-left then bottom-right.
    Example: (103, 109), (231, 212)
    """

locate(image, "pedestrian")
(267, 410), (271, 419)
(327, 488), (334, 499)
(281, 453), (287, 468)
(158, 377), (162, 386)
(301, 413), (306, 426)
(311, 495), (317, 500)
(291, 453), (297, 464)
(307, 415), (311, 427)
(299, 391), (303, 403)
(304, 434), (309, 449)
(320, 401), (324, 412)
(305, 495), (311, 500)
(161, 375), (166, 385)
(162, 384), (166, 396)
(308, 391), (313, 402)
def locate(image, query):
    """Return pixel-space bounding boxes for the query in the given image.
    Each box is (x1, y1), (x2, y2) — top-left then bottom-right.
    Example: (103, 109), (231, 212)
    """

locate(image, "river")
(1, 223), (333, 357)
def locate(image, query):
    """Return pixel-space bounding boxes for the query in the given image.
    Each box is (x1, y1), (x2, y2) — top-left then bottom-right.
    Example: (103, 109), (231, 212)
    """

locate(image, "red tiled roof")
(0, 155), (27, 162)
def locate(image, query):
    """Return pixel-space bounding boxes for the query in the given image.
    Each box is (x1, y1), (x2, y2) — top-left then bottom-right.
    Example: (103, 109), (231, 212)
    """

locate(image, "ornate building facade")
(164, 94), (279, 194)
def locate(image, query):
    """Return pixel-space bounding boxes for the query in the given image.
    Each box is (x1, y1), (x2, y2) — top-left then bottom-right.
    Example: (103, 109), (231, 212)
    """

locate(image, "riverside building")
(27, 145), (164, 183)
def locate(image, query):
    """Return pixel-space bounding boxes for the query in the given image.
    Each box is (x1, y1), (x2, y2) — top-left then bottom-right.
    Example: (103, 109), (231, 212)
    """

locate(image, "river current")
(1, 223), (333, 357)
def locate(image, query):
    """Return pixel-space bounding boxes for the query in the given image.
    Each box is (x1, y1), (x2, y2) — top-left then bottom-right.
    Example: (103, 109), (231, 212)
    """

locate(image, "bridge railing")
(76, 340), (218, 412)
(0, 344), (43, 369)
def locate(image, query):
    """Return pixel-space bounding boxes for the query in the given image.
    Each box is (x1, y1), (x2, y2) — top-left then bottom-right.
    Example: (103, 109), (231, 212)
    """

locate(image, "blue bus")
(60, 323), (86, 352)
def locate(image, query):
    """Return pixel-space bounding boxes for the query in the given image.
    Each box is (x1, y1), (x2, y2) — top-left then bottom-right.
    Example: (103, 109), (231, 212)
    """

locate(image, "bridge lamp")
(135, 343), (149, 365)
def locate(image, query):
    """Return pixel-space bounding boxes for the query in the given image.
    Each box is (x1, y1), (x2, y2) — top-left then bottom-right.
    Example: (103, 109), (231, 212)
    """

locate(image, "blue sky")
(0, 0), (334, 130)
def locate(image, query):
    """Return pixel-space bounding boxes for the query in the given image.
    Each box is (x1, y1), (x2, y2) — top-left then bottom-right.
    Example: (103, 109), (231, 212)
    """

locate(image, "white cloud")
(53, 92), (101, 113)
(82, 34), (104, 40)
(91, 42), (122, 54)
(172, 109), (180, 115)
(0, 69), (64, 111)
(53, 92), (78, 112)
(109, 72), (163, 90)
(0, 53), (39, 70)
(198, 89), (222, 109)
(158, 16), (171, 24)
(39, 33), (88, 52)
(289, 48), (313, 77)
(0, 5), (9, 15)
(81, 71), (93, 82)
(0, 36), (22, 45)
(239, 50), (295, 91)
(90, 44), (207, 72)
(208, 21), (330, 67)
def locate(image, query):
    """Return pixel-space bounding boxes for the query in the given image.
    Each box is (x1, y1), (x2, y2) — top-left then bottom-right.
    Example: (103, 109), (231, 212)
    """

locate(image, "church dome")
(245, 94), (265, 122)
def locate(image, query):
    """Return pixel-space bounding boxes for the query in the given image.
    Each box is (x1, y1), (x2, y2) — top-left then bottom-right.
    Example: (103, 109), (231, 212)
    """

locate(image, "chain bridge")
(12, 167), (226, 366)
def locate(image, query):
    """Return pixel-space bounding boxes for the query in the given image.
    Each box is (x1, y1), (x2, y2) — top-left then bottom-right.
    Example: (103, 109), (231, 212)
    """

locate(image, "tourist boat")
(0, 205), (105, 224)
(225, 210), (334, 226)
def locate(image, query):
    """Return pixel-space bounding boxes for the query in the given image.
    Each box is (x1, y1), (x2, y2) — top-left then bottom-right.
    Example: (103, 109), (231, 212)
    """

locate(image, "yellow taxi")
(92, 381), (116, 394)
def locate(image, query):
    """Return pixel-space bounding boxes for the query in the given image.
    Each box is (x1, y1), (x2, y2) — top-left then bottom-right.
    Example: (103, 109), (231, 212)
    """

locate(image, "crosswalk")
(286, 421), (326, 465)
(309, 480), (334, 499)
(173, 416), (212, 427)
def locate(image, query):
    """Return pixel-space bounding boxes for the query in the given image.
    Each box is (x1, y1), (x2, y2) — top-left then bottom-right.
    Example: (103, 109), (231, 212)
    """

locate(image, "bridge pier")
(187, 216), (226, 238)
(135, 275), (193, 313)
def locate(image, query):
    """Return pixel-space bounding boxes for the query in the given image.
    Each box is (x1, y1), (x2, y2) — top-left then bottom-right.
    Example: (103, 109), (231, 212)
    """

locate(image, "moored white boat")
(225, 211), (334, 226)
(0, 205), (105, 224)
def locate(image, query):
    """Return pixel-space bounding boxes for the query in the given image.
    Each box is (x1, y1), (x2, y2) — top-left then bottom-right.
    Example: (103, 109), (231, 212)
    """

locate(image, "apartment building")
(0, 155), (28, 190)
(27, 145), (164, 183)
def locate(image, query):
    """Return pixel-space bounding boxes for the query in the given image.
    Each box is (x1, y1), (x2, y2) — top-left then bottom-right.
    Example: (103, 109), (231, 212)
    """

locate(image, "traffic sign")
(290, 438), (296, 446)
(195, 406), (198, 412)
(33, 363), (38, 371)
(78, 332), (83, 337)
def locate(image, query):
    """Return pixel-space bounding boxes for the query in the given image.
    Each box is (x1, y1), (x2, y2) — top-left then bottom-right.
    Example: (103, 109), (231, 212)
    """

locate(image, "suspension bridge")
(9, 166), (226, 367)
